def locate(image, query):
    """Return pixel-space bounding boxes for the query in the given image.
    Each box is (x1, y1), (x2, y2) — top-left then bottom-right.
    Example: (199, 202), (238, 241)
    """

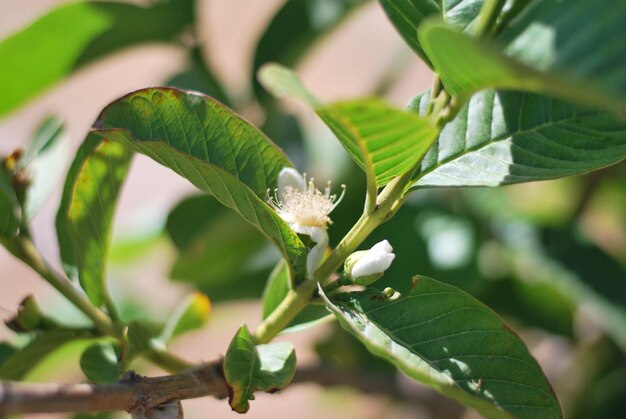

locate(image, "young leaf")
(160, 293), (211, 343)
(261, 260), (331, 333)
(418, 20), (625, 112)
(223, 325), (297, 413)
(56, 135), (132, 307)
(0, 0), (194, 118)
(0, 329), (91, 380)
(92, 87), (307, 279)
(80, 342), (120, 384)
(260, 64), (439, 189)
(377, 0), (484, 66)
(320, 277), (562, 419)
(252, 0), (368, 102)
(407, 90), (626, 189)
(318, 99), (439, 188)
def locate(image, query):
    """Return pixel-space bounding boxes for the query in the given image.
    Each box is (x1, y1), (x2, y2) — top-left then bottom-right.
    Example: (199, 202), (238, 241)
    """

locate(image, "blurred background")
(1, 0), (625, 418)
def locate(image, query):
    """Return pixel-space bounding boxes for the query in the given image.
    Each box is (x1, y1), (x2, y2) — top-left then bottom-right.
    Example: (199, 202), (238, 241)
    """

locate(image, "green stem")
(145, 346), (194, 373)
(474, 0), (507, 38)
(2, 235), (118, 337)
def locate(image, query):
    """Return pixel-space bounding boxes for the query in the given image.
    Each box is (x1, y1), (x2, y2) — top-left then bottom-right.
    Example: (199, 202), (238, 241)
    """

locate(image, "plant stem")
(474, 0), (507, 38)
(2, 235), (118, 337)
(145, 346), (194, 373)
(2, 234), (194, 374)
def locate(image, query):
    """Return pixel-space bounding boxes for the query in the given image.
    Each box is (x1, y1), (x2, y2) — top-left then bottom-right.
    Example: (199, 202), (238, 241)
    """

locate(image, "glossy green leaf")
(0, 329), (90, 380)
(377, 0), (484, 66)
(224, 325), (297, 413)
(166, 194), (271, 300)
(407, 89), (626, 189)
(0, 167), (20, 237)
(418, 20), (624, 112)
(321, 277), (562, 418)
(0, 0), (194, 118)
(252, 0), (368, 102)
(318, 99), (439, 187)
(262, 260), (331, 333)
(56, 135), (132, 307)
(160, 292), (211, 342)
(80, 342), (119, 384)
(92, 87), (307, 278)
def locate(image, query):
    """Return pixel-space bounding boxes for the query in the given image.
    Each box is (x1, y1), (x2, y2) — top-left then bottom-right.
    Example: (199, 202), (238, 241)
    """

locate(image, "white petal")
(371, 240), (393, 253)
(278, 167), (305, 200)
(351, 247), (395, 278)
(289, 224), (328, 279)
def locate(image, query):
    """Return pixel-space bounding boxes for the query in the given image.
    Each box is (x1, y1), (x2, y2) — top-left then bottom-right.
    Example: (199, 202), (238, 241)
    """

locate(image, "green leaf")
(0, 166), (20, 237)
(0, 0), (194, 118)
(318, 99), (439, 187)
(262, 260), (331, 333)
(418, 20), (624, 112)
(4, 295), (55, 333)
(407, 89), (626, 189)
(160, 293), (211, 342)
(92, 87), (307, 278)
(497, 0), (626, 109)
(224, 325), (297, 413)
(321, 277), (562, 418)
(56, 135), (132, 307)
(253, 0), (368, 102)
(166, 194), (271, 300)
(262, 260), (293, 319)
(0, 329), (90, 380)
(22, 116), (69, 220)
(80, 342), (120, 384)
(258, 63), (320, 107)
(377, 0), (484, 66)
(260, 65), (439, 189)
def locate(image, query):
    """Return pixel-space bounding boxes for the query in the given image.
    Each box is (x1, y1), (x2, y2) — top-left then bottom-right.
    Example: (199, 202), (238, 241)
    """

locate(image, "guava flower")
(345, 240), (395, 285)
(269, 168), (345, 277)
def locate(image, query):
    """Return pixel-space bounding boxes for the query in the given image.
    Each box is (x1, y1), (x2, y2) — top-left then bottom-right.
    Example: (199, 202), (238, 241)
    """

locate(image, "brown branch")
(2, 361), (465, 418)
(0, 361), (228, 416)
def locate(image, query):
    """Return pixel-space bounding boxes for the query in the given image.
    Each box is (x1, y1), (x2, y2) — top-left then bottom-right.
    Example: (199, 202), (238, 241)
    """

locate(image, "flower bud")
(344, 240), (395, 285)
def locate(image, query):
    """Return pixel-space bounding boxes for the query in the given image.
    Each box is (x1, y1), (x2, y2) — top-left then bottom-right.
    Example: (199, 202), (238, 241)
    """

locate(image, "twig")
(0, 362), (227, 415)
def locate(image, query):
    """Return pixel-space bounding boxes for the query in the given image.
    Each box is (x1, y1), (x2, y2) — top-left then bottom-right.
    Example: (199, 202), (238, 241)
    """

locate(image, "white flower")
(345, 240), (395, 285)
(269, 168), (345, 277)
